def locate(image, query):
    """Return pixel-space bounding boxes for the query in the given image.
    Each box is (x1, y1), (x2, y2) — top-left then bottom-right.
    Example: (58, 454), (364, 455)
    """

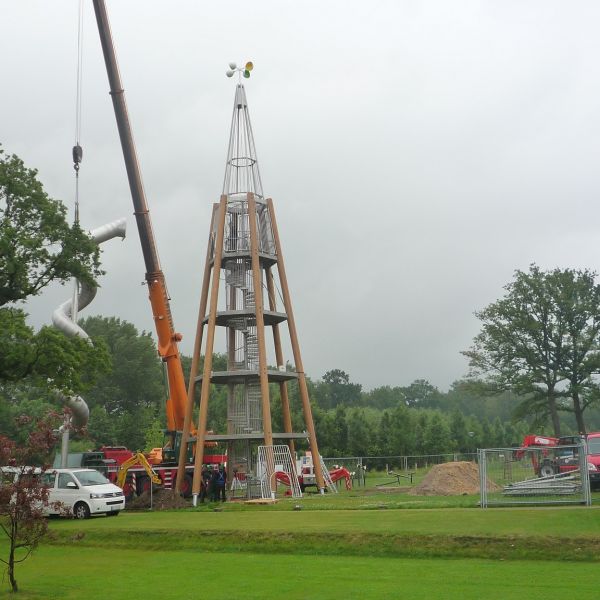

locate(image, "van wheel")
(74, 502), (91, 520)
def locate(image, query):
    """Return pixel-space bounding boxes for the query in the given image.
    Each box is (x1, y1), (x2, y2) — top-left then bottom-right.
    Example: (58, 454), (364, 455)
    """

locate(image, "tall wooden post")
(266, 198), (325, 492)
(174, 205), (217, 495)
(191, 196), (227, 501)
(266, 266), (295, 457)
(247, 193), (274, 446)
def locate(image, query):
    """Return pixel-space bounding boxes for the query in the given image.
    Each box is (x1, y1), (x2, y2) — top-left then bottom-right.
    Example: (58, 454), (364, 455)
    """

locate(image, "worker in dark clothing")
(199, 464), (211, 503)
(212, 463), (227, 502)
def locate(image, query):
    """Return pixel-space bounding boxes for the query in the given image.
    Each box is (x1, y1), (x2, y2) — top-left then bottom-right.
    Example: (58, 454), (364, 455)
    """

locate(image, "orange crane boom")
(92, 0), (192, 438)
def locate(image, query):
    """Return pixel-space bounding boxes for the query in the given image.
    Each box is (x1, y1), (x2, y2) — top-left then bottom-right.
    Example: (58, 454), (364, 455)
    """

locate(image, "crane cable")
(72, 0), (84, 226)
(71, 0), (84, 321)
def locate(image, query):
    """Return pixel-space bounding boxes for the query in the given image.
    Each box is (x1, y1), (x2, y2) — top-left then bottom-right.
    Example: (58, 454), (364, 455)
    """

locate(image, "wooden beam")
(247, 194), (273, 447)
(174, 204), (217, 494)
(266, 265), (295, 457)
(266, 198), (325, 492)
(191, 196), (227, 498)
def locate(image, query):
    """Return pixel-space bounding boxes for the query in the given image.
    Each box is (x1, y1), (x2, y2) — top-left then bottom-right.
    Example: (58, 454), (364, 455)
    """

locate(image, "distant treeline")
(4, 316), (598, 458)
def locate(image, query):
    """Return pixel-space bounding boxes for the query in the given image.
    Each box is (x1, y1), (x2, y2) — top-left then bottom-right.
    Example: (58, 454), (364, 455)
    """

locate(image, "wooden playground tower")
(177, 73), (326, 502)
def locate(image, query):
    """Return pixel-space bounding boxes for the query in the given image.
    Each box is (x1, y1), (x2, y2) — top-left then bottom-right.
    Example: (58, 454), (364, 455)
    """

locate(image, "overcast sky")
(3, 1), (600, 391)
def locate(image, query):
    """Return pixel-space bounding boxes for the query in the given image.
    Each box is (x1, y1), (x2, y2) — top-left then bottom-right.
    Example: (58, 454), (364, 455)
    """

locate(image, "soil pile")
(408, 461), (499, 496)
(127, 489), (189, 510)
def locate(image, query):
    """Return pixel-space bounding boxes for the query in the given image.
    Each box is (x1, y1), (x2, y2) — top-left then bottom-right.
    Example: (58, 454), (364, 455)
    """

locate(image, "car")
(42, 468), (125, 519)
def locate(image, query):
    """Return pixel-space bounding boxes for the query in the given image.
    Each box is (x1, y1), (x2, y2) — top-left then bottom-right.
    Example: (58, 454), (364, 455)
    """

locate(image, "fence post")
(580, 440), (592, 507)
(478, 449), (487, 509)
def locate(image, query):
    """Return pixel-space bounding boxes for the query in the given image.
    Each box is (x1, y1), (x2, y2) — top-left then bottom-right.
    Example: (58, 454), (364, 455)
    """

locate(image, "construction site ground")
(123, 462), (594, 511)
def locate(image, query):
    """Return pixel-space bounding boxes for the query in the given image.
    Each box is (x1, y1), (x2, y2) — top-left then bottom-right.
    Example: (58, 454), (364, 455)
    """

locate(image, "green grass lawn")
(3, 480), (600, 597)
(12, 545), (600, 600)
(51, 503), (600, 538)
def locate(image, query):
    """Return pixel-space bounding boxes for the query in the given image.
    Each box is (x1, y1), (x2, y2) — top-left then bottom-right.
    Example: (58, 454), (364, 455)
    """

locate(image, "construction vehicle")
(116, 452), (161, 490)
(91, 0), (206, 492)
(295, 453), (352, 492)
(54, 445), (226, 500)
(92, 0), (189, 448)
(515, 433), (600, 488)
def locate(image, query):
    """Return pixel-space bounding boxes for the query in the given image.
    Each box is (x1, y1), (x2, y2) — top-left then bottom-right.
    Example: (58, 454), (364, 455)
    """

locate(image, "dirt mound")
(408, 461), (499, 496)
(126, 489), (189, 510)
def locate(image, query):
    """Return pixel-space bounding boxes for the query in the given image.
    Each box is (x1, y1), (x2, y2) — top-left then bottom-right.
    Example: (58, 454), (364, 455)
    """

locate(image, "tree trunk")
(572, 390), (587, 434)
(9, 521), (18, 592)
(547, 389), (561, 436)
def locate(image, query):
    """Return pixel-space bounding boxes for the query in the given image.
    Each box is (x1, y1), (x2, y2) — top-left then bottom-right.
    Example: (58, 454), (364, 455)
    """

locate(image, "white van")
(42, 468), (125, 519)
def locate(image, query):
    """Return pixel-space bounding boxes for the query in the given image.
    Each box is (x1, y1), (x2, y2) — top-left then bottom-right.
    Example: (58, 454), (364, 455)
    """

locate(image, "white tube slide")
(52, 218), (127, 341)
(57, 392), (90, 433)
(53, 218), (126, 466)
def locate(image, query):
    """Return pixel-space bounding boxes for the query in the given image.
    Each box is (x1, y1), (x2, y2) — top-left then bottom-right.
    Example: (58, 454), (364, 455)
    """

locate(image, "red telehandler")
(515, 433), (600, 488)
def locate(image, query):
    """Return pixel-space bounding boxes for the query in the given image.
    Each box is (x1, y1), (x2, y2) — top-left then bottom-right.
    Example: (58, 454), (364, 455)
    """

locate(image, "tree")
(0, 147), (109, 438)
(79, 317), (166, 449)
(0, 413), (62, 593)
(0, 147), (101, 306)
(346, 409), (373, 457)
(462, 265), (600, 435)
(388, 403), (416, 456)
(421, 412), (452, 455)
(449, 410), (470, 453)
(401, 379), (441, 408)
(363, 386), (406, 410)
(317, 369), (362, 409)
(553, 269), (600, 433)
(0, 308), (109, 392)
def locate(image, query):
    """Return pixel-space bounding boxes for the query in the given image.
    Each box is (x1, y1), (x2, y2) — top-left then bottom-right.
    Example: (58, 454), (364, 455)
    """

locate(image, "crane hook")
(72, 144), (83, 173)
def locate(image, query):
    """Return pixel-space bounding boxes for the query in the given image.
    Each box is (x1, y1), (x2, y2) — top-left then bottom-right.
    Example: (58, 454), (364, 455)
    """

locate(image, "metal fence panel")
(479, 443), (591, 508)
(321, 454), (480, 488)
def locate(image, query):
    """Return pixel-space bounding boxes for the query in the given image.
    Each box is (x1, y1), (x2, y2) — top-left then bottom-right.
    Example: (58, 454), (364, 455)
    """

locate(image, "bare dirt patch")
(126, 489), (189, 510)
(408, 461), (500, 496)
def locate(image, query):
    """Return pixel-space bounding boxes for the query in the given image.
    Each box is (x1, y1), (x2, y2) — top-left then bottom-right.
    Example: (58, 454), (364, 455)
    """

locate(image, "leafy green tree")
(0, 147), (101, 306)
(421, 412), (453, 454)
(0, 308), (109, 396)
(144, 417), (165, 452)
(87, 405), (116, 447)
(413, 412), (429, 455)
(377, 410), (394, 455)
(400, 379), (442, 409)
(363, 385), (406, 410)
(346, 409), (372, 456)
(317, 369), (362, 409)
(553, 269), (600, 433)
(78, 317), (166, 448)
(449, 410), (470, 453)
(0, 147), (109, 446)
(463, 265), (599, 435)
(388, 403), (416, 456)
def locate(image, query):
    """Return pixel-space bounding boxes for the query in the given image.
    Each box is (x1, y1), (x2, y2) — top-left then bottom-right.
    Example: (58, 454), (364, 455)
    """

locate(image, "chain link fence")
(478, 442), (591, 507)
(322, 453), (479, 488)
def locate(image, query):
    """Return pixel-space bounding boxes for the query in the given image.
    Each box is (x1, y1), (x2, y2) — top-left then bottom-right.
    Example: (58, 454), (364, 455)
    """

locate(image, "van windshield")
(74, 470), (109, 486)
